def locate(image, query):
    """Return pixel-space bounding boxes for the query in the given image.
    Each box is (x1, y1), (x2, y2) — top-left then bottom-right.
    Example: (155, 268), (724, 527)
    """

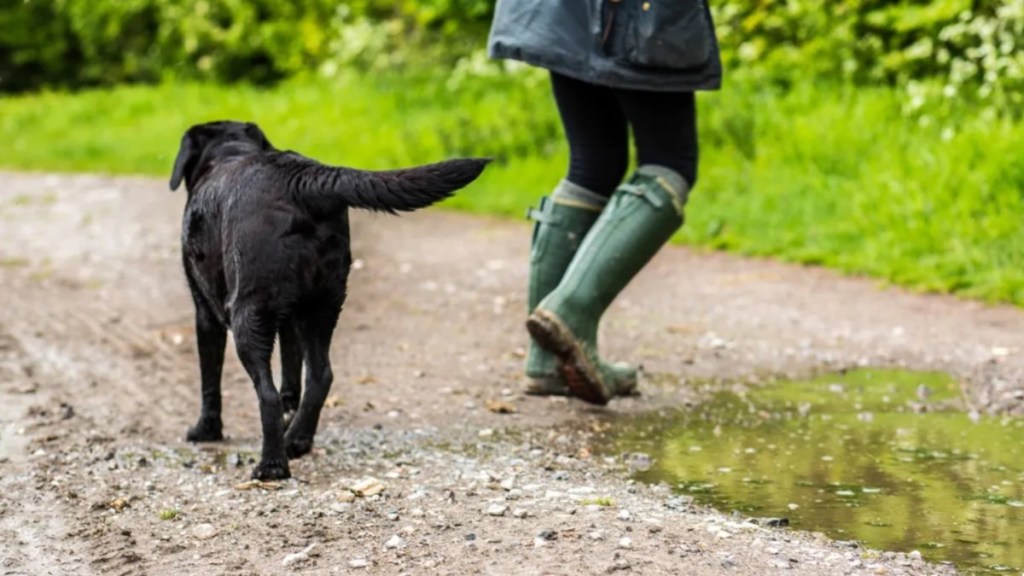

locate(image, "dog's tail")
(289, 156), (490, 215)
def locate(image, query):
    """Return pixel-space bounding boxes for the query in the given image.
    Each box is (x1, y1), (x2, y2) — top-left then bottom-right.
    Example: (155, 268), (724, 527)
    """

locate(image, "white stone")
(282, 543), (317, 566)
(191, 524), (217, 540)
(567, 486), (596, 496)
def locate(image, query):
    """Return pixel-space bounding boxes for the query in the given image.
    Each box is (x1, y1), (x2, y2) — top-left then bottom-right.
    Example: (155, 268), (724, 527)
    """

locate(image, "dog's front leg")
(234, 310), (290, 480)
(186, 295), (227, 442)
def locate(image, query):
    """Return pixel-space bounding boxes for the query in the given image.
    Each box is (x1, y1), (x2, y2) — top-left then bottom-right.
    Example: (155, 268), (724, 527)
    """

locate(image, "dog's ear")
(244, 122), (272, 150)
(170, 131), (198, 192)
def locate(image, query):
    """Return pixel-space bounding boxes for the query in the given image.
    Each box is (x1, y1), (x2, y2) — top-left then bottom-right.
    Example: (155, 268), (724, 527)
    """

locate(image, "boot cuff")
(552, 179), (608, 211)
(636, 165), (687, 200)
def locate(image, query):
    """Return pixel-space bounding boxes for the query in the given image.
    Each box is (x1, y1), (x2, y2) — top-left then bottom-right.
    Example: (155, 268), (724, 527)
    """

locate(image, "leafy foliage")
(0, 0), (491, 91)
(0, 0), (79, 92)
(712, 0), (1024, 116)
(2, 0), (1022, 116)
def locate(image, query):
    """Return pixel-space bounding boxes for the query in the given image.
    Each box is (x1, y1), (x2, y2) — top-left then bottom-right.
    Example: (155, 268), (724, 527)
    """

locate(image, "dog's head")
(169, 121), (274, 192)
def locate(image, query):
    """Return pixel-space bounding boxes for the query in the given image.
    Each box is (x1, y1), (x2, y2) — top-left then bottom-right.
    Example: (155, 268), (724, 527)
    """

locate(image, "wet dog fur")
(169, 120), (488, 479)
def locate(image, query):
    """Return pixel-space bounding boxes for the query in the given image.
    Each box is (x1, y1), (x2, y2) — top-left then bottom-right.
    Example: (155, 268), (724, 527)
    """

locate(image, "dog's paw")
(252, 458), (291, 481)
(285, 435), (314, 459)
(186, 417), (224, 442)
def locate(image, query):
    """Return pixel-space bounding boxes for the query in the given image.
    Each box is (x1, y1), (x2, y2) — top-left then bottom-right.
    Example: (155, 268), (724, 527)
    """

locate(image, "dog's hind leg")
(233, 307), (290, 480)
(285, 313), (338, 459)
(279, 321), (303, 427)
(186, 285), (227, 443)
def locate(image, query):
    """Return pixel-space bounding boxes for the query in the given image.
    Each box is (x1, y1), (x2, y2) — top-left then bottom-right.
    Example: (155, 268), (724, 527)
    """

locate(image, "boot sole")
(524, 377), (572, 397)
(525, 310), (611, 406)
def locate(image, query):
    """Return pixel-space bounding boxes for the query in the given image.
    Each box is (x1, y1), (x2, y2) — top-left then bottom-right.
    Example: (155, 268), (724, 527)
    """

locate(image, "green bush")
(63, 0), (343, 85)
(712, 0), (1024, 116)
(0, 0), (493, 92)
(3, 0), (1022, 113)
(0, 0), (79, 92)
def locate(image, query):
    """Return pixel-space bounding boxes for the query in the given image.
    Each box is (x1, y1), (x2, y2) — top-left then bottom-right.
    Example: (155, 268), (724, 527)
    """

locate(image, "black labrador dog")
(169, 121), (488, 480)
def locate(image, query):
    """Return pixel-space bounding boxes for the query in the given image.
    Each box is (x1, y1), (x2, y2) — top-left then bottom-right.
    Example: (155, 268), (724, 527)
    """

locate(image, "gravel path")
(0, 171), (1021, 575)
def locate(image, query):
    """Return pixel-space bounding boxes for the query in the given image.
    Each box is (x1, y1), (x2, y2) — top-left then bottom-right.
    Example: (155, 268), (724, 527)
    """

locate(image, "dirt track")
(0, 172), (1021, 575)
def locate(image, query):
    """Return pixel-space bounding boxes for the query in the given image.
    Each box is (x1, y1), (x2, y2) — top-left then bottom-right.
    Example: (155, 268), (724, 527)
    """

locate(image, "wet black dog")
(170, 121), (488, 480)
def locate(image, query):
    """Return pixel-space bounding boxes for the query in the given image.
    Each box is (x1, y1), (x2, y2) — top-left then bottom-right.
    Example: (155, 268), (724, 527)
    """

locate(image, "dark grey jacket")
(488, 0), (721, 92)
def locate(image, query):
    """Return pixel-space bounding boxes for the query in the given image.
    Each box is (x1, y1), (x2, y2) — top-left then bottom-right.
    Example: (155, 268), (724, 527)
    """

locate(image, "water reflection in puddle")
(606, 369), (1024, 574)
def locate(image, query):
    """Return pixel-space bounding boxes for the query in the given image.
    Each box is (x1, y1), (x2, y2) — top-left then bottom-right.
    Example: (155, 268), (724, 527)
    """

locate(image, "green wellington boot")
(526, 165), (689, 405)
(525, 182), (637, 396)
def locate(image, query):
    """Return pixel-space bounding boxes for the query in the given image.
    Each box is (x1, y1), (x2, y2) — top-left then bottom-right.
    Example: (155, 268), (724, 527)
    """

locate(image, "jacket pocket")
(603, 0), (712, 70)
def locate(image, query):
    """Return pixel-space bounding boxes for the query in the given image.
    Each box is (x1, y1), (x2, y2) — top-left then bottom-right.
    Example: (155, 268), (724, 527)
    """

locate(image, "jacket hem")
(489, 44), (722, 93)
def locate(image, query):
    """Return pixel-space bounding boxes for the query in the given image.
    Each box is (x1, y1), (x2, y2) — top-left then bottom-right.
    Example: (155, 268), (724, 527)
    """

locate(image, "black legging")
(550, 72), (698, 197)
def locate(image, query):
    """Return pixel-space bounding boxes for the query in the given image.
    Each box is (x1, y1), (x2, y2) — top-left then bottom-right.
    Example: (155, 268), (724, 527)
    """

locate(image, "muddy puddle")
(606, 369), (1024, 574)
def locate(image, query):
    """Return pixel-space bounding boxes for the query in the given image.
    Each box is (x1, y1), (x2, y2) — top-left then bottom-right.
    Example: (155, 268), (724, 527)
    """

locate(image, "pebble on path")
(282, 543), (317, 566)
(191, 524), (217, 540)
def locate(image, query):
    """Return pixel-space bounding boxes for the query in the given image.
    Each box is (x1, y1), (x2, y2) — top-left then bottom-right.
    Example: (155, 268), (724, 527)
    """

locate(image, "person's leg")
(523, 73), (635, 395)
(616, 89), (698, 188)
(527, 90), (698, 405)
(549, 72), (629, 197)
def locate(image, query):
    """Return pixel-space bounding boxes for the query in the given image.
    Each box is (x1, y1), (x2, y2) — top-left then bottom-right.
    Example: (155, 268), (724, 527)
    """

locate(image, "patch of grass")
(157, 508), (178, 521)
(4, 192), (57, 207)
(580, 496), (615, 507)
(0, 257), (29, 268)
(28, 268), (53, 283)
(689, 82), (1024, 305)
(0, 71), (1021, 305)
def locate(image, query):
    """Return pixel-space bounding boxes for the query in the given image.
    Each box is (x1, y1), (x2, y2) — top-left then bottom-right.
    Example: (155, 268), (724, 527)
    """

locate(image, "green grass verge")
(1, 70), (1022, 305)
